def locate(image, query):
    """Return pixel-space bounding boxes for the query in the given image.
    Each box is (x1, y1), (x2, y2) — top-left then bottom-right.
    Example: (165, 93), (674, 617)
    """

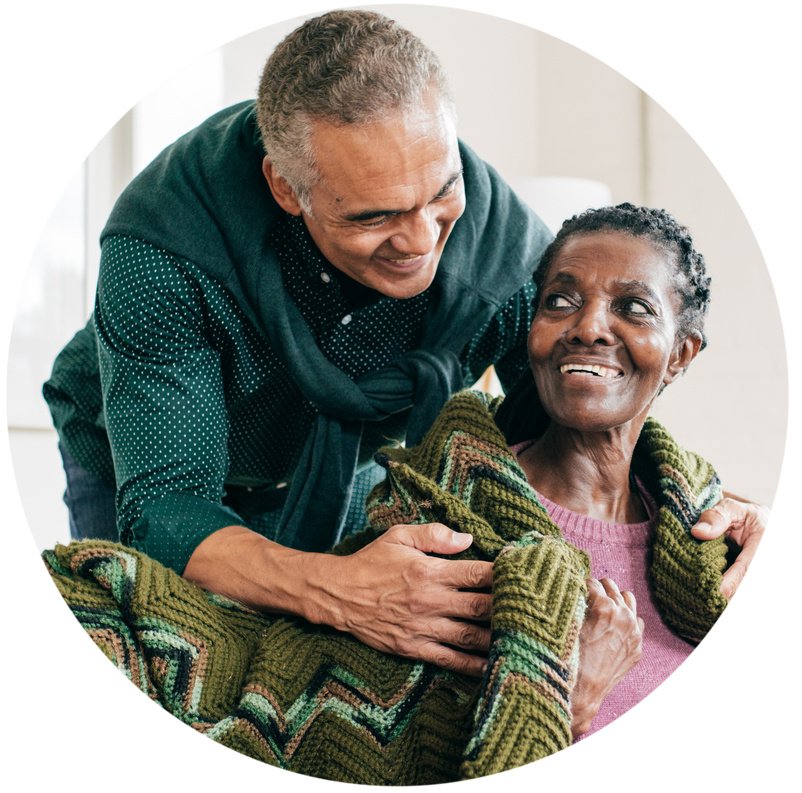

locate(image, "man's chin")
(370, 257), (438, 299)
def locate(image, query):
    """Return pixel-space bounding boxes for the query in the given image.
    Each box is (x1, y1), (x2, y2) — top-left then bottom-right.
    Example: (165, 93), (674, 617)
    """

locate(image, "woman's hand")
(571, 578), (644, 740)
(691, 494), (769, 600)
(303, 523), (494, 677)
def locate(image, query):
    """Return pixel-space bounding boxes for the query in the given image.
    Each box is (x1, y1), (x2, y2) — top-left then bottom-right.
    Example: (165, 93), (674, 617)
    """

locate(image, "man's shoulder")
(101, 102), (280, 284)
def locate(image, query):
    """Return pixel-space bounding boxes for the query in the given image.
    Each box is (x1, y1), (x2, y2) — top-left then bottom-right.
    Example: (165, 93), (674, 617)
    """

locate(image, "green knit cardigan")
(43, 391), (728, 784)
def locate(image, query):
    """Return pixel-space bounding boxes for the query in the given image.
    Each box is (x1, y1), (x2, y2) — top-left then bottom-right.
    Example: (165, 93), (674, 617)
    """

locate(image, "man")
(44, 9), (765, 679)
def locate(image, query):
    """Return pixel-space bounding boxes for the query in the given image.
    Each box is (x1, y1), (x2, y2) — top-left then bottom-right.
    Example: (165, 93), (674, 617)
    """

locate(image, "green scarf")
(100, 102), (551, 550)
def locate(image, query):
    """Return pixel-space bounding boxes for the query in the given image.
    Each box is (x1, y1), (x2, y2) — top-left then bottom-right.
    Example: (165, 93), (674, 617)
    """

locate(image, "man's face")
(267, 89), (465, 299)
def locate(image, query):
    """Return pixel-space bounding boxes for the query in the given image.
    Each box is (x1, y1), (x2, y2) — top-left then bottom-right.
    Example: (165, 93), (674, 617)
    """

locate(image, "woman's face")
(527, 231), (698, 434)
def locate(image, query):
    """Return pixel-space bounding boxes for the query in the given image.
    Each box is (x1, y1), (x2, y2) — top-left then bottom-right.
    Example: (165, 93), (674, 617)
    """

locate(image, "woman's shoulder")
(636, 416), (722, 512)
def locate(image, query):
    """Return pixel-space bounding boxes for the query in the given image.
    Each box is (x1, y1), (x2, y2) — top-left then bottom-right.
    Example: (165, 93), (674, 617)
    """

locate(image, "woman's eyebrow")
(545, 272), (663, 303)
(342, 169), (463, 222)
(616, 279), (662, 303)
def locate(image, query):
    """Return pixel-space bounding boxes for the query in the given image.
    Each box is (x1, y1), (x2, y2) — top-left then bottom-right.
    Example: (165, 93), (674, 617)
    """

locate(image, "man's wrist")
(184, 525), (323, 620)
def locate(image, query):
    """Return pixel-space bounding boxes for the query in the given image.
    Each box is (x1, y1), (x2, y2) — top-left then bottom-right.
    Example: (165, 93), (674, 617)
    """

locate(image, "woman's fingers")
(593, 577), (639, 620)
(621, 589), (637, 617)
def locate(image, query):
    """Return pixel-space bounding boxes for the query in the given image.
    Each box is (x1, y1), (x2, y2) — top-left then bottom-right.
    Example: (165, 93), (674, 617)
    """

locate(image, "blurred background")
(7, 5), (786, 550)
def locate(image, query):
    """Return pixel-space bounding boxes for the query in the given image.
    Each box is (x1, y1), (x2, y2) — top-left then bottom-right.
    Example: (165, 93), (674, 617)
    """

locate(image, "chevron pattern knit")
(42, 391), (727, 783)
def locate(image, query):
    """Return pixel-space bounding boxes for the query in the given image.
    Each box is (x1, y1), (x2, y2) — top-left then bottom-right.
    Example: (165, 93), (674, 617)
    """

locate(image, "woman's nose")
(389, 209), (439, 255)
(569, 302), (616, 346)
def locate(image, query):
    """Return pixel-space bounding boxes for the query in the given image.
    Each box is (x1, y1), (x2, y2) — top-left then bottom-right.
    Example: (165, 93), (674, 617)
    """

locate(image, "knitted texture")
(367, 392), (729, 646)
(42, 391), (727, 783)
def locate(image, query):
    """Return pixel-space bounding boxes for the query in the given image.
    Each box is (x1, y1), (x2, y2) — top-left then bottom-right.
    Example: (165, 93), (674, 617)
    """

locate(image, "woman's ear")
(262, 157), (303, 216)
(663, 332), (703, 385)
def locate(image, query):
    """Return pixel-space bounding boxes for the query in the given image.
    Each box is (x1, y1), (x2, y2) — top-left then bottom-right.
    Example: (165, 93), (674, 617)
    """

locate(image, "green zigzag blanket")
(43, 390), (728, 784)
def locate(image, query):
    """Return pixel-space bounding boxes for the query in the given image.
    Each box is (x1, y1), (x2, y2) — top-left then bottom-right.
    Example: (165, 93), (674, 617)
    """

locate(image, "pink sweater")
(510, 443), (694, 739)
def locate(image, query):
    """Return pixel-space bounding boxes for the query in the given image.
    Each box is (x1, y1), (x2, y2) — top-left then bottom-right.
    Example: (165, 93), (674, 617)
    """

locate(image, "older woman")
(502, 202), (719, 737)
(366, 203), (732, 742)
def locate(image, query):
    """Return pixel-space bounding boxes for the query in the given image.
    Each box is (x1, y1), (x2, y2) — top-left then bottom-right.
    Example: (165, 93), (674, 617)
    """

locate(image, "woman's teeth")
(560, 364), (618, 378)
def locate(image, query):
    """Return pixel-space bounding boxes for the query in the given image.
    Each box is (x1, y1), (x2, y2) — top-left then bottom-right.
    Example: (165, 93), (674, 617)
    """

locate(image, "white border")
(3, 2), (797, 790)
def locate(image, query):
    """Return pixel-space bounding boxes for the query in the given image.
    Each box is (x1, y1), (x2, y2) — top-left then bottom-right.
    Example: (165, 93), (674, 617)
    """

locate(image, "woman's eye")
(544, 294), (573, 309)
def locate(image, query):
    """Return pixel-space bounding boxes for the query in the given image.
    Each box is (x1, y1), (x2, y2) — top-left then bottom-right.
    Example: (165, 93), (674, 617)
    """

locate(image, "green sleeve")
(95, 235), (245, 573)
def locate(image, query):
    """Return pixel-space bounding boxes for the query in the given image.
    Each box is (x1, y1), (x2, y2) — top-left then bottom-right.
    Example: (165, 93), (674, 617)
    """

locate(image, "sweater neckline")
(535, 481), (657, 547)
(510, 438), (658, 546)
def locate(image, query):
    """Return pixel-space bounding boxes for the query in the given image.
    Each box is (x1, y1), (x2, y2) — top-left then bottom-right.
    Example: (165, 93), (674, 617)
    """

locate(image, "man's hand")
(184, 522), (493, 678)
(690, 493), (769, 600)
(571, 578), (644, 740)
(306, 523), (493, 678)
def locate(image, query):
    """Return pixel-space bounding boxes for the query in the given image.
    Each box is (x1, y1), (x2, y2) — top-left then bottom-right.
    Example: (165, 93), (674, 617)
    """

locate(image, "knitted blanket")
(43, 391), (728, 783)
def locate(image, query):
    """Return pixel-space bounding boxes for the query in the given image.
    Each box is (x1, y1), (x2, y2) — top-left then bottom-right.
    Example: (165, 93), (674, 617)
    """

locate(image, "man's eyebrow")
(342, 169), (463, 222)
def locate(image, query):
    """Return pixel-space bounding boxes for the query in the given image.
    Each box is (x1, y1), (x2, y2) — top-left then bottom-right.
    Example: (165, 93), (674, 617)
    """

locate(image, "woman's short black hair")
(534, 203), (712, 349)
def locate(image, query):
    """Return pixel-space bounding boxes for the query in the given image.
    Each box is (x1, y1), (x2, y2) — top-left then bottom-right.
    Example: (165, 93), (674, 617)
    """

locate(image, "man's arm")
(183, 522), (493, 677)
(691, 492), (769, 599)
(97, 236), (492, 676)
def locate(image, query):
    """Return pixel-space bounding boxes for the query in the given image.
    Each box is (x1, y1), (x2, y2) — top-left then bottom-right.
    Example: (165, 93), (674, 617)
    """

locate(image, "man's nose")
(389, 209), (439, 255)
(569, 301), (616, 346)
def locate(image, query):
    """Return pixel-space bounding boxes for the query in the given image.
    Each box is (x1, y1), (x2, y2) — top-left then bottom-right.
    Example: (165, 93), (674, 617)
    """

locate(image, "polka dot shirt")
(46, 213), (537, 572)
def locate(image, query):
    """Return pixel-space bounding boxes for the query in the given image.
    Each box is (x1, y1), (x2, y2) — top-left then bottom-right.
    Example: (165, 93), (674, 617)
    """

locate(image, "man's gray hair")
(256, 9), (454, 210)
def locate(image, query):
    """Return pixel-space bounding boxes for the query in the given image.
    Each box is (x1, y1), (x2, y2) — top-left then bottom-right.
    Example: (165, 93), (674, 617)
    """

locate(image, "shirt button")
(341, 314), (352, 325)
(276, 481), (287, 489)
(320, 272), (331, 283)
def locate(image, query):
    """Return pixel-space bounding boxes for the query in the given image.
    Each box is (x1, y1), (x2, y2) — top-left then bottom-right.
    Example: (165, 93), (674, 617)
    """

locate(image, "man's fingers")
(691, 499), (740, 540)
(389, 522), (475, 555)
(434, 558), (494, 591)
(419, 641), (488, 678)
(446, 590), (493, 621)
(720, 557), (750, 600)
(433, 617), (491, 653)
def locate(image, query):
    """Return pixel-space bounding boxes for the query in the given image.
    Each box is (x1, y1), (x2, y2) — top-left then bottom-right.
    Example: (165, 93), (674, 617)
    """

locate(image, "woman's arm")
(571, 578), (644, 739)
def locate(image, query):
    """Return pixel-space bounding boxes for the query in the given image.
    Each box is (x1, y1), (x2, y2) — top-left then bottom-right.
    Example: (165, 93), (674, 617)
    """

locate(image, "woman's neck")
(517, 421), (647, 524)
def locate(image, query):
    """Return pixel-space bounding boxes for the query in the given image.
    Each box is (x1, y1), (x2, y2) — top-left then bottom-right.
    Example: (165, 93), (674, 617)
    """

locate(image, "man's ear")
(262, 157), (303, 216)
(663, 332), (703, 385)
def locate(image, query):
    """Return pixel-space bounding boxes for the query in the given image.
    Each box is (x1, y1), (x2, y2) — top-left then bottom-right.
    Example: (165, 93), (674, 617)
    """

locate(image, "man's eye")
(360, 216), (388, 228)
(622, 299), (650, 315)
(435, 174), (462, 200)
